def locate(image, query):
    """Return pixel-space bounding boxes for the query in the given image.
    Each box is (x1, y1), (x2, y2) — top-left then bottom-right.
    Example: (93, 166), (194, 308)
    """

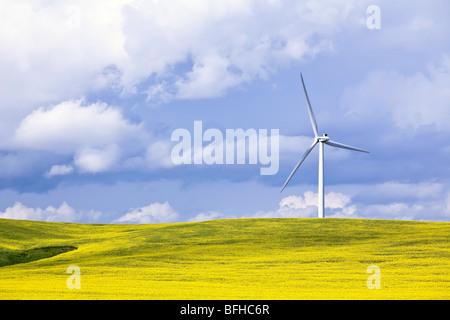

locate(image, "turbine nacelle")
(318, 133), (329, 142)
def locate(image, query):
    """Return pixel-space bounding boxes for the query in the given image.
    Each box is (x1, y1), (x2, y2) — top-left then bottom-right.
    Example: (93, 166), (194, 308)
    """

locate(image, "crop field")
(0, 217), (448, 299)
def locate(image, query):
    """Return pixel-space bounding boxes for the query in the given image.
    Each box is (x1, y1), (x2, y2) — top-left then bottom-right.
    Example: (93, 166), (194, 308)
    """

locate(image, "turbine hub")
(318, 133), (329, 142)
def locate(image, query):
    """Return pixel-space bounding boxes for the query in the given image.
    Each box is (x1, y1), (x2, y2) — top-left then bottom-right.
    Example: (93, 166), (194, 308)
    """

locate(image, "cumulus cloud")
(321, 182), (450, 221)
(45, 164), (74, 177)
(341, 55), (450, 132)
(12, 99), (150, 173)
(0, 0), (363, 117)
(113, 202), (178, 224)
(244, 183), (450, 221)
(358, 200), (450, 221)
(123, 0), (361, 101)
(14, 99), (142, 152)
(1, 0), (446, 123)
(1, 0), (448, 139)
(0, 0), (126, 106)
(248, 191), (356, 219)
(74, 144), (120, 173)
(189, 211), (223, 222)
(0, 201), (101, 222)
(352, 182), (450, 221)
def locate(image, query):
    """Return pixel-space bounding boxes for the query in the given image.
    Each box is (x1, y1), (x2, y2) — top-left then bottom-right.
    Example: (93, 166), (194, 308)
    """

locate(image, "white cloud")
(0, 0), (447, 128)
(356, 197), (450, 221)
(244, 183), (450, 221)
(125, 0), (361, 101)
(358, 203), (417, 221)
(189, 211), (223, 222)
(0, 201), (100, 222)
(3, 0), (447, 118)
(44, 202), (79, 222)
(74, 144), (120, 173)
(14, 99), (142, 152)
(0, 0), (365, 118)
(9, 97), (191, 175)
(341, 55), (450, 132)
(328, 181), (450, 221)
(248, 191), (356, 219)
(174, 53), (244, 100)
(0, 202), (43, 221)
(0, 0), (128, 135)
(12, 99), (149, 173)
(113, 202), (179, 224)
(45, 164), (74, 177)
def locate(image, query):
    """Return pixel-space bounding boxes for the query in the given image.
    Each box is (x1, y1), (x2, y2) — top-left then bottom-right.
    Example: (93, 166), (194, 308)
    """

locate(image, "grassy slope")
(0, 217), (448, 300)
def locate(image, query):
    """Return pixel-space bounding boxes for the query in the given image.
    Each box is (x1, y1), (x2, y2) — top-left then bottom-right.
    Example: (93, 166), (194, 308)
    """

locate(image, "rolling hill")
(0, 217), (448, 299)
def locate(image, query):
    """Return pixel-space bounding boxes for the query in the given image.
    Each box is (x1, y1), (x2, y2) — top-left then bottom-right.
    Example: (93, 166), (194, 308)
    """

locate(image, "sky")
(0, 0), (449, 224)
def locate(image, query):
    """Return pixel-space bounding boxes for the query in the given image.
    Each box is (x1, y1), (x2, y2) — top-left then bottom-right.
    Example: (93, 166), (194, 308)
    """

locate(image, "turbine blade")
(300, 73), (319, 138)
(324, 140), (370, 153)
(280, 140), (318, 192)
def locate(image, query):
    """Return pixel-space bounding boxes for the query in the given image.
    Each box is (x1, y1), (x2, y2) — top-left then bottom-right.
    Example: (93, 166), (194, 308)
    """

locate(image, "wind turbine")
(280, 73), (369, 218)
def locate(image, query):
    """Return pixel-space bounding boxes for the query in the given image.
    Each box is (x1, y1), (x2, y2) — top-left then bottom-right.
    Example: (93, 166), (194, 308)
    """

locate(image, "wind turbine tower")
(280, 74), (369, 218)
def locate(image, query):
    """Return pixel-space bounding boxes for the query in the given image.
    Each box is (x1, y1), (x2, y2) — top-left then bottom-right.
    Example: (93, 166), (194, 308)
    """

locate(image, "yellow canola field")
(0, 218), (448, 299)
